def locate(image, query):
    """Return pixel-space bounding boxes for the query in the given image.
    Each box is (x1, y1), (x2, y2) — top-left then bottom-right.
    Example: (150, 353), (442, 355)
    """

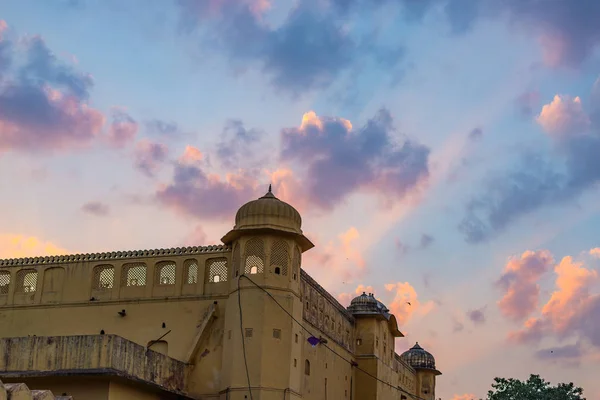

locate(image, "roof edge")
(0, 245), (230, 267)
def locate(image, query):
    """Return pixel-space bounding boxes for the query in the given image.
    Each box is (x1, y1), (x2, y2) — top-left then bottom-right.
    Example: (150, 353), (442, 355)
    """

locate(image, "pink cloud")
(156, 146), (259, 220)
(496, 250), (554, 321)
(384, 281), (435, 326)
(81, 201), (110, 217)
(134, 139), (168, 178)
(337, 284), (374, 307)
(451, 394), (478, 400)
(182, 225), (208, 247)
(106, 108), (138, 148)
(0, 234), (68, 258)
(590, 248), (600, 258)
(506, 249), (600, 353)
(536, 95), (590, 137)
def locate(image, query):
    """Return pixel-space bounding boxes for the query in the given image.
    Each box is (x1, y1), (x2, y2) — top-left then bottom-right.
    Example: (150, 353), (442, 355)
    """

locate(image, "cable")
(238, 274), (427, 400)
(238, 276), (254, 400)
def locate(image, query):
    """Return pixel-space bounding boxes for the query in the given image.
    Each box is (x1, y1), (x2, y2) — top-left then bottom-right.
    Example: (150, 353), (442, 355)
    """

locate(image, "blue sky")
(1, 1), (600, 398)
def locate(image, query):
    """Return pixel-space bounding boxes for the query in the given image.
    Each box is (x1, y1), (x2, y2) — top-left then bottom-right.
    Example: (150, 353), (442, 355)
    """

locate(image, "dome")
(221, 186), (314, 251)
(400, 343), (439, 373)
(348, 292), (380, 314)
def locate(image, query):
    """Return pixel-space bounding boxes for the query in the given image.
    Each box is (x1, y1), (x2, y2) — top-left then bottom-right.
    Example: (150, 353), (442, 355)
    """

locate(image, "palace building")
(0, 188), (440, 400)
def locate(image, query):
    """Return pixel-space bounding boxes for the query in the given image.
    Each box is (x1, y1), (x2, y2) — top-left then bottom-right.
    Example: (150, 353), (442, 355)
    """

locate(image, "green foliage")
(485, 374), (585, 400)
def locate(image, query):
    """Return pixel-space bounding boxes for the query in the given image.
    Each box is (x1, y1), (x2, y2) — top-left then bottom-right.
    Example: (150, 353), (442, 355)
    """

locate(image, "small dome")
(221, 186), (314, 251)
(234, 186), (302, 234)
(401, 342), (437, 371)
(348, 292), (384, 315)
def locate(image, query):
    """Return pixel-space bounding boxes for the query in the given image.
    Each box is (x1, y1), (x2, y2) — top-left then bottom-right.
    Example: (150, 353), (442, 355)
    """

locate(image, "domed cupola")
(400, 342), (441, 375)
(221, 185), (314, 251)
(348, 292), (404, 337)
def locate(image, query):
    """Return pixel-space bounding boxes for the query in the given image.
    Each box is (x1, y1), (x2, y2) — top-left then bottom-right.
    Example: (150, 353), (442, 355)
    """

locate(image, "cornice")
(0, 245), (230, 267)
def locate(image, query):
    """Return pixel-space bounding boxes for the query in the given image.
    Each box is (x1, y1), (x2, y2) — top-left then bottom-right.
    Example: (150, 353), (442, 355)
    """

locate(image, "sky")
(1, 0), (600, 398)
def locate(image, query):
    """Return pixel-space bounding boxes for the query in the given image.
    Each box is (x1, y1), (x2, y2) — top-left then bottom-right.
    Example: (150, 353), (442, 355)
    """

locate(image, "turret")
(400, 342), (441, 400)
(219, 186), (313, 399)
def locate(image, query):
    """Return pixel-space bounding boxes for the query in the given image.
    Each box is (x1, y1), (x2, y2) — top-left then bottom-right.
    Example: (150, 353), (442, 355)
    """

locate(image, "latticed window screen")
(207, 258), (228, 283)
(244, 238), (265, 274)
(16, 269), (37, 293)
(0, 271), (10, 295)
(122, 263), (147, 287)
(232, 244), (240, 278)
(184, 259), (198, 285)
(155, 261), (176, 285)
(93, 265), (114, 290)
(270, 240), (289, 276)
(292, 246), (301, 280)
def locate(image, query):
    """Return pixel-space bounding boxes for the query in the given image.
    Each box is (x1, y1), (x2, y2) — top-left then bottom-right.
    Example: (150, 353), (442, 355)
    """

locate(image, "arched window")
(292, 246), (301, 280)
(207, 258), (228, 283)
(184, 259), (198, 285)
(270, 240), (289, 276)
(244, 238), (265, 274)
(122, 263), (147, 287)
(0, 270), (10, 295)
(93, 265), (114, 290)
(304, 359), (310, 376)
(16, 269), (38, 293)
(155, 261), (176, 285)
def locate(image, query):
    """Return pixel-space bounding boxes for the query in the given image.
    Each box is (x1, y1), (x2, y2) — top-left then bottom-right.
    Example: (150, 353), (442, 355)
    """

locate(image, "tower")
(400, 342), (442, 400)
(220, 186), (314, 400)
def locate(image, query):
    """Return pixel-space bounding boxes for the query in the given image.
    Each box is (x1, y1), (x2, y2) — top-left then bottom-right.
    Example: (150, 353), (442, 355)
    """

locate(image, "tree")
(486, 374), (585, 400)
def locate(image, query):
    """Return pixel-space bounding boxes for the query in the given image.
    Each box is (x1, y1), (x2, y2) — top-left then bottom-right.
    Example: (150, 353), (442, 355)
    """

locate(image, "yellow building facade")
(0, 188), (440, 400)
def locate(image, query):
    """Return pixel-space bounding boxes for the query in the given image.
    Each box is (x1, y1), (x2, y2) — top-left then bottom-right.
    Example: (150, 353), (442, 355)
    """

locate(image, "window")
(295, 334), (299, 343)
(122, 263), (147, 287)
(292, 246), (301, 280)
(93, 265), (114, 290)
(294, 359), (297, 367)
(155, 261), (176, 285)
(207, 258), (228, 283)
(244, 238), (265, 274)
(245, 328), (253, 338)
(232, 244), (240, 278)
(356, 338), (362, 346)
(273, 329), (281, 339)
(304, 359), (310, 375)
(0, 271), (10, 295)
(16, 269), (37, 293)
(184, 259), (198, 284)
(270, 240), (289, 276)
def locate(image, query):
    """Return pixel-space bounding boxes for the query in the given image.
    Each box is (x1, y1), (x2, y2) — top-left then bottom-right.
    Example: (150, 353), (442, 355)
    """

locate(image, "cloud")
(134, 139), (168, 178)
(534, 342), (583, 366)
(384, 281), (435, 326)
(459, 84), (600, 243)
(419, 233), (434, 248)
(590, 248), (600, 258)
(177, 0), (405, 95)
(451, 394), (478, 400)
(81, 201), (110, 217)
(106, 108), (138, 148)
(0, 234), (68, 258)
(216, 119), (264, 170)
(0, 28), (104, 153)
(515, 90), (541, 118)
(337, 284), (374, 307)
(145, 119), (184, 139)
(452, 317), (465, 333)
(181, 224), (208, 247)
(280, 109), (430, 210)
(155, 145), (259, 220)
(466, 306), (486, 325)
(468, 127), (483, 141)
(506, 250), (600, 355)
(536, 95), (590, 138)
(496, 250), (555, 322)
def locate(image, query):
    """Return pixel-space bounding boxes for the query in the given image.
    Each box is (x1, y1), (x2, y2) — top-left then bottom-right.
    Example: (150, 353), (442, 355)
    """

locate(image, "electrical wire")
(238, 276), (254, 400)
(238, 274), (427, 400)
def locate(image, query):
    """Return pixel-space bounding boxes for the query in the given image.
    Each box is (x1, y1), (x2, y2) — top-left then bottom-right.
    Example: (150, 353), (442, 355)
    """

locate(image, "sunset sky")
(1, 1), (600, 398)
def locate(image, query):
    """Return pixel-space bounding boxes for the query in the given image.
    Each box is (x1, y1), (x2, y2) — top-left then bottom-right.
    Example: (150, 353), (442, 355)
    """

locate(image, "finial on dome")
(268, 184), (272, 193)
